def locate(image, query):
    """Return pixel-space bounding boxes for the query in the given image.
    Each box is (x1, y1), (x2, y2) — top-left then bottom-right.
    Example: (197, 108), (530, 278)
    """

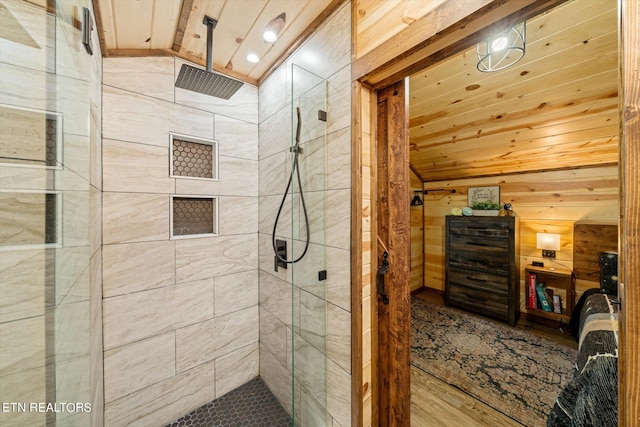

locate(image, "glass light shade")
(477, 22), (526, 72)
(536, 233), (561, 251)
(263, 13), (285, 42)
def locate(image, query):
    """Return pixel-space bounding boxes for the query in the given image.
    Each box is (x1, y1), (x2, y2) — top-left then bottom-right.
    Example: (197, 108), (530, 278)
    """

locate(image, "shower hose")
(272, 107), (310, 264)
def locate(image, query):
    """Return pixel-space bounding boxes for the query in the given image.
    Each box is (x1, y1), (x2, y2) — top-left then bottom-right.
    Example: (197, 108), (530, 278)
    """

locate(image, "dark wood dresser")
(445, 215), (520, 326)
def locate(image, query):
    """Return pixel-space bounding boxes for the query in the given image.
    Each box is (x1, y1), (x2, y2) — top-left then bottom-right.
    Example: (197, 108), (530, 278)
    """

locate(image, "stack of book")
(527, 272), (562, 314)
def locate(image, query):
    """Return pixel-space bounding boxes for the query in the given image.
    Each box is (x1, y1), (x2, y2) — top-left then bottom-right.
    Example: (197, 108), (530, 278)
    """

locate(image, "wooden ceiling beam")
(172, 0), (195, 52)
(353, 0), (568, 89)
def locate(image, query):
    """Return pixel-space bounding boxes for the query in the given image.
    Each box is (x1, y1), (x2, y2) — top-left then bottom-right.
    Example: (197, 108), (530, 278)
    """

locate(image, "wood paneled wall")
(410, 168), (424, 292)
(423, 166), (619, 308)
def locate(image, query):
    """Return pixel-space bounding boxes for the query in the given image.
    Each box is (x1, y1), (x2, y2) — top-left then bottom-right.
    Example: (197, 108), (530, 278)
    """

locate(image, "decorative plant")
(470, 201), (501, 210)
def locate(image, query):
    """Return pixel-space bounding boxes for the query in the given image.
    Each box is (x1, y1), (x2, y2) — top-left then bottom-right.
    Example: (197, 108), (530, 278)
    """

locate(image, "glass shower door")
(290, 63), (328, 425)
(0, 1), (94, 425)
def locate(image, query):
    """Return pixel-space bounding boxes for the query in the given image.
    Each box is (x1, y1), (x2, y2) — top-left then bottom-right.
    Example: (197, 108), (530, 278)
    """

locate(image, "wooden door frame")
(350, 0), (639, 425)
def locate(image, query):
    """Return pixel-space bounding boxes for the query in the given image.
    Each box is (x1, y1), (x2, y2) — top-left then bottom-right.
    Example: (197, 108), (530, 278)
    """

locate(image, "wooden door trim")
(373, 80), (412, 426)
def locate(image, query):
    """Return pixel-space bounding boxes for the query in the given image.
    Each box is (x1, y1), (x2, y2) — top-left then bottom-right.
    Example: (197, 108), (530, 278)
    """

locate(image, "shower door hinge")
(318, 110), (327, 122)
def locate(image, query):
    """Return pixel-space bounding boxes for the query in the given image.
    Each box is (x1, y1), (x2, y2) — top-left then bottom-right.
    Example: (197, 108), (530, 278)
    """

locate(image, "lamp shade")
(536, 233), (561, 251)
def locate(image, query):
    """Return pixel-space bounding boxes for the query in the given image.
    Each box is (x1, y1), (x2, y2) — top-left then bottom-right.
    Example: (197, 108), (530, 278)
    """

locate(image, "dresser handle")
(466, 276), (487, 283)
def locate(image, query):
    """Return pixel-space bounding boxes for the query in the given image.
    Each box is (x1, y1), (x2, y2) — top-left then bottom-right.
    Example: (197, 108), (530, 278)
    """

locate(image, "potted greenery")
(470, 201), (501, 216)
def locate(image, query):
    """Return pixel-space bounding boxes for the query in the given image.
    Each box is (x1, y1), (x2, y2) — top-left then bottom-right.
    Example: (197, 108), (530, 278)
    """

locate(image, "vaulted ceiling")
(408, 0), (618, 182)
(93, 0), (341, 84)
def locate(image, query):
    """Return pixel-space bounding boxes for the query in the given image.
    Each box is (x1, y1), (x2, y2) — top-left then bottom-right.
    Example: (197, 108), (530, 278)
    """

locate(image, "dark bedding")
(547, 291), (618, 426)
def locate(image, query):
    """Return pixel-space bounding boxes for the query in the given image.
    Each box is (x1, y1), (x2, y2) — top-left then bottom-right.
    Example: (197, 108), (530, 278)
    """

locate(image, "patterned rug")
(411, 296), (577, 427)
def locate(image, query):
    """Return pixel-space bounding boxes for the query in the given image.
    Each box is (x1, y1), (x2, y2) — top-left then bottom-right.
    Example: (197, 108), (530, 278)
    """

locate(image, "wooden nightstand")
(524, 264), (575, 325)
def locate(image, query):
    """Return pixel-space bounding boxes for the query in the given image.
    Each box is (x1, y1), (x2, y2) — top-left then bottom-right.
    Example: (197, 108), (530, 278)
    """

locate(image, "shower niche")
(169, 132), (218, 180)
(170, 195), (218, 239)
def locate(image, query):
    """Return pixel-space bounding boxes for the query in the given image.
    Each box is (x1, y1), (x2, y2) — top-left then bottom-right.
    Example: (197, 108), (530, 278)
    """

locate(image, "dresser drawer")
(448, 249), (510, 275)
(447, 219), (511, 238)
(446, 284), (509, 322)
(448, 268), (509, 295)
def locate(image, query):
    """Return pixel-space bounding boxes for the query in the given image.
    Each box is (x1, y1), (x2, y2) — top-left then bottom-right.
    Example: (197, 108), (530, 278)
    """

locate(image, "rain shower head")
(175, 16), (244, 100)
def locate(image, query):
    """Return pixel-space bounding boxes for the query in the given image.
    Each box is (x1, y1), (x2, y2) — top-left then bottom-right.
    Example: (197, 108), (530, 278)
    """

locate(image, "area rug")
(411, 296), (577, 427)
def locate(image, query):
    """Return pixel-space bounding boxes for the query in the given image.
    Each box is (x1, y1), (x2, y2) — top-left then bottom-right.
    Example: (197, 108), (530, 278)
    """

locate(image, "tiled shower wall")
(0, 1), (103, 426)
(101, 57), (259, 425)
(258, 3), (353, 426)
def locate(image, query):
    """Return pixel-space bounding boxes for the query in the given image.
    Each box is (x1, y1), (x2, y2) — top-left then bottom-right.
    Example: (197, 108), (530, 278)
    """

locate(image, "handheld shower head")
(295, 107), (301, 143)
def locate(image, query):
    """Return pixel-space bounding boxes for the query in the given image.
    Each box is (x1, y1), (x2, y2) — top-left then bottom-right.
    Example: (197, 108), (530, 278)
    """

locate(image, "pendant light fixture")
(263, 13), (286, 43)
(477, 22), (526, 72)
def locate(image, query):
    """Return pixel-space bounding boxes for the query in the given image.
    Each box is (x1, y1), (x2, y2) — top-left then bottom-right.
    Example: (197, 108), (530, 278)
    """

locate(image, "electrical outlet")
(542, 250), (556, 258)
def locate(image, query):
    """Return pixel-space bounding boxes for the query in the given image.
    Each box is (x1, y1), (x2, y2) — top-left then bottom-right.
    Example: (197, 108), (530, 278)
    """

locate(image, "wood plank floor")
(410, 288), (577, 426)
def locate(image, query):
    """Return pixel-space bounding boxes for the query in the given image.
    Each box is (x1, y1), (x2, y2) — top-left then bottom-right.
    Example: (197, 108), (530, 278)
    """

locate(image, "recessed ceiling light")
(247, 53), (260, 63)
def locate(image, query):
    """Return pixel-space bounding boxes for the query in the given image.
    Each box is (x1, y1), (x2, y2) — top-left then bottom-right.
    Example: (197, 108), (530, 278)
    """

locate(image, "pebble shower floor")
(165, 377), (291, 427)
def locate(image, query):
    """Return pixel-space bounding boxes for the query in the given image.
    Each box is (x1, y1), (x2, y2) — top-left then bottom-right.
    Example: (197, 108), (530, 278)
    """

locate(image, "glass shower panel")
(0, 1), (93, 426)
(290, 63), (328, 425)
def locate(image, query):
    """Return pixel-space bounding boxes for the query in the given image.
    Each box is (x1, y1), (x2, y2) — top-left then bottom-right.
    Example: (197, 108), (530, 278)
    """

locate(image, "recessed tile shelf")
(171, 196), (218, 239)
(0, 104), (63, 169)
(0, 190), (62, 250)
(170, 133), (218, 180)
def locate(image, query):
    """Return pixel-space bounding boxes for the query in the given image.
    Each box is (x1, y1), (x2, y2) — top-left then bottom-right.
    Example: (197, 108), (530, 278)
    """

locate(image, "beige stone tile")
(103, 85), (214, 147)
(103, 139), (175, 194)
(103, 240), (175, 297)
(259, 307), (288, 363)
(0, 1), (54, 73)
(259, 195), (295, 239)
(175, 234), (257, 283)
(300, 386), (328, 427)
(176, 306), (258, 373)
(299, 136), (327, 193)
(0, 366), (47, 427)
(292, 333), (326, 406)
(326, 246), (350, 312)
(259, 269), (292, 328)
(214, 115), (258, 160)
(90, 185), (102, 256)
(326, 189), (351, 250)
(104, 358), (216, 427)
(55, 245), (90, 304)
(218, 196), (258, 236)
(303, 191), (327, 246)
(0, 249), (49, 323)
(291, 242), (326, 299)
(174, 156), (258, 196)
(215, 342), (259, 398)
(259, 106), (291, 160)
(327, 127), (351, 191)
(260, 343), (292, 414)
(327, 358), (351, 427)
(54, 356), (91, 424)
(299, 290), (326, 353)
(327, 303), (351, 374)
(90, 113), (102, 190)
(55, 300), (90, 362)
(90, 250), (104, 427)
(214, 270), (258, 316)
(103, 57), (175, 102)
(174, 59), (258, 124)
(63, 133), (90, 182)
(259, 66), (288, 123)
(327, 65), (352, 135)
(61, 189), (90, 247)
(103, 192), (169, 244)
(0, 315), (45, 376)
(259, 151), (287, 196)
(104, 332), (176, 403)
(288, 3), (351, 80)
(0, 64), (90, 137)
(102, 279), (213, 349)
(0, 191), (46, 246)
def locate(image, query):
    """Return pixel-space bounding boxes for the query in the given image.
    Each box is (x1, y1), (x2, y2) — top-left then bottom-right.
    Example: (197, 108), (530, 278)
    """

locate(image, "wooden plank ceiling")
(94, 0), (336, 84)
(409, 0), (618, 183)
